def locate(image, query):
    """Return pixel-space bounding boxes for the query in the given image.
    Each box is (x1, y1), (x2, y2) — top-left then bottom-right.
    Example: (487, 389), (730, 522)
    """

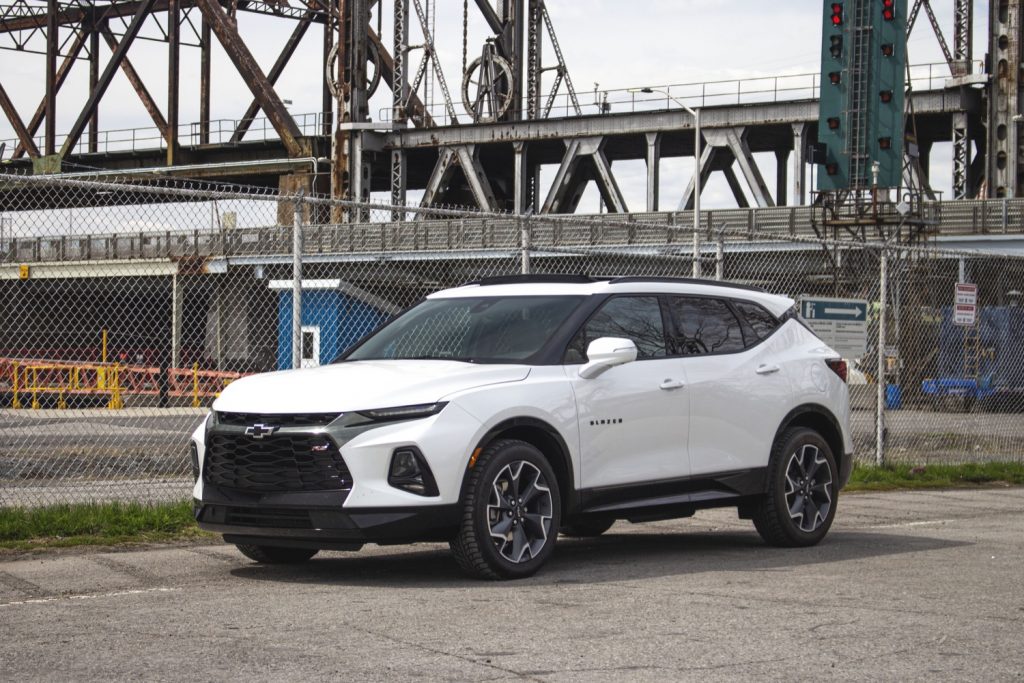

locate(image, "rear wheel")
(753, 427), (838, 547)
(450, 439), (561, 580)
(234, 543), (319, 564)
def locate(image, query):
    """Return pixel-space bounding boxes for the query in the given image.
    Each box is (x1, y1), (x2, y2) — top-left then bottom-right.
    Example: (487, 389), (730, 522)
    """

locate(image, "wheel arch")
(462, 417), (577, 515)
(774, 404), (846, 482)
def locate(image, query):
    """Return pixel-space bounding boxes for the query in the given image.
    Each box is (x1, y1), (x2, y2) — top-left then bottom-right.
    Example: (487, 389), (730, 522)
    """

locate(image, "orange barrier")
(2, 357), (245, 409)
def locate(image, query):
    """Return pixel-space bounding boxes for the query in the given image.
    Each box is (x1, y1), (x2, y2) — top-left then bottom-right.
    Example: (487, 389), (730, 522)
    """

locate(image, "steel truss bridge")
(0, 1), (1019, 214)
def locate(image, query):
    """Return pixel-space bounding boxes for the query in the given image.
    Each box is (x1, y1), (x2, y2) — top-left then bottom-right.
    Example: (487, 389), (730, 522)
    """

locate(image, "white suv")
(192, 275), (853, 579)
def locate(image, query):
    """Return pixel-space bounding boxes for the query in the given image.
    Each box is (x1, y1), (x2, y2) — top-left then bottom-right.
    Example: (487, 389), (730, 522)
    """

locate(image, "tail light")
(826, 358), (848, 383)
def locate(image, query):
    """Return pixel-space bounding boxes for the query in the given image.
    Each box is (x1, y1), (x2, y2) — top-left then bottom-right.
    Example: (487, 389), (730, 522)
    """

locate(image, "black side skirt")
(574, 468), (767, 521)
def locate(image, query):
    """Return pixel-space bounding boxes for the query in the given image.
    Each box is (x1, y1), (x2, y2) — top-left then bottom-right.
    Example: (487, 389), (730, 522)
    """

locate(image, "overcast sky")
(0, 1), (987, 209)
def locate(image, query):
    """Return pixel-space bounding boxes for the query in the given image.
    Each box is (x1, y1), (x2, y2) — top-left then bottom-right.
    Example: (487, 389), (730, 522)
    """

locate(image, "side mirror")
(578, 337), (638, 379)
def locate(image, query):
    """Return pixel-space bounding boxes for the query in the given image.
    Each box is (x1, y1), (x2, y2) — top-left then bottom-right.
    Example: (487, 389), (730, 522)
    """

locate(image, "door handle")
(660, 378), (685, 390)
(756, 364), (781, 375)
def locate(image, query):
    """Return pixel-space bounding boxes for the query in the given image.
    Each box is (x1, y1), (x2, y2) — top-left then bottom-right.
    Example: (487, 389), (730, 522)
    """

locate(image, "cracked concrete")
(0, 487), (1022, 681)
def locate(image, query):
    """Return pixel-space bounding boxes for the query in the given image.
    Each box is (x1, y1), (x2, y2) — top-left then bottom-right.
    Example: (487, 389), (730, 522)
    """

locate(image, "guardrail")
(0, 358), (244, 409)
(1, 63), (972, 157)
(2, 197), (1023, 265)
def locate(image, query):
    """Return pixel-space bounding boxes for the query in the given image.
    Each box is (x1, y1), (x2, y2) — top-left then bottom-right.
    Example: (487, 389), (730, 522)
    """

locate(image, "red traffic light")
(879, 137), (892, 150)
(881, 43), (894, 57)
(827, 117), (841, 130)
(880, 89), (893, 103)
(882, 0), (895, 20)
(826, 163), (840, 176)
(829, 71), (842, 85)
(831, 3), (843, 25)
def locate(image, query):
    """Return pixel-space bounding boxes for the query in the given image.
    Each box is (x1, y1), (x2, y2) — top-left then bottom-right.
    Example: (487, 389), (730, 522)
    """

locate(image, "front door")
(565, 295), (690, 489)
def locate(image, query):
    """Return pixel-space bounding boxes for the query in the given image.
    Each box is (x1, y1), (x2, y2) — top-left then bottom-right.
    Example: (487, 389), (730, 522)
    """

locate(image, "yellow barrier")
(4, 357), (244, 409)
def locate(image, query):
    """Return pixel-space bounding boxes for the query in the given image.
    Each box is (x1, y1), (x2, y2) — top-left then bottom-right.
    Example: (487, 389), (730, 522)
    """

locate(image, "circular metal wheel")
(461, 54), (515, 122)
(753, 427), (839, 547)
(784, 443), (834, 533)
(451, 439), (561, 580)
(487, 460), (555, 563)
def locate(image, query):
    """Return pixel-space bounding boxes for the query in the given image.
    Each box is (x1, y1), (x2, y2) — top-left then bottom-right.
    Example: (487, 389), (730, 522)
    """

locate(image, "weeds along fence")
(1, 173), (1024, 507)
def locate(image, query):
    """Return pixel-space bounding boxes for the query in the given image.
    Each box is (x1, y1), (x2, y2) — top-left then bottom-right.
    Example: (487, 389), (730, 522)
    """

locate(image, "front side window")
(565, 296), (667, 362)
(667, 296), (745, 356)
(345, 296), (583, 363)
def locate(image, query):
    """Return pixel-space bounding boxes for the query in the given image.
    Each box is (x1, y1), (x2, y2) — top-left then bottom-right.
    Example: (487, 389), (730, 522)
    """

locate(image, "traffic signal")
(869, 0), (907, 187)
(817, 0), (907, 191)
(817, 0), (849, 191)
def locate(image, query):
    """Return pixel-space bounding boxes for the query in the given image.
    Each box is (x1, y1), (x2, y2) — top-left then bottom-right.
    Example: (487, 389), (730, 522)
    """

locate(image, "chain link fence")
(2, 173), (1023, 507)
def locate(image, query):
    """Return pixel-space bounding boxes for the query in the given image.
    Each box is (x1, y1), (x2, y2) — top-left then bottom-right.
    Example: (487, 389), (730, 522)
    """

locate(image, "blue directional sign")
(799, 297), (868, 358)
(801, 298), (868, 322)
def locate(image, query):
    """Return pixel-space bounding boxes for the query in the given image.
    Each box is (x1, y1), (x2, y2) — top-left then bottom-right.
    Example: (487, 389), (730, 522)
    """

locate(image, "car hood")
(213, 360), (530, 414)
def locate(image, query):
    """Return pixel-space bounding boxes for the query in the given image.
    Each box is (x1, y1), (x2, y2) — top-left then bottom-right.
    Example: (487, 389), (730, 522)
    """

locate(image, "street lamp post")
(629, 87), (702, 277)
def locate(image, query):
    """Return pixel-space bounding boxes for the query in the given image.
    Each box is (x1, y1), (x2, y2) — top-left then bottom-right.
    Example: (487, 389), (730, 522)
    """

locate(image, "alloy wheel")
(486, 460), (554, 563)
(784, 444), (834, 533)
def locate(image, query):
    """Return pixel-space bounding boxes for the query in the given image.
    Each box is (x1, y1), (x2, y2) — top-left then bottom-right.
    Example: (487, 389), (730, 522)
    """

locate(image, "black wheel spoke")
(486, 459), (553, 564)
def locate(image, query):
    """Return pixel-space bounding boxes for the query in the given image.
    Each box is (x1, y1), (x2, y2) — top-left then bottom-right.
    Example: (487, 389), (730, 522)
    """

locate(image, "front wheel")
(234, 543), (319, 564)
(450, 439), (561, 580)
(752, 427), (838, 547)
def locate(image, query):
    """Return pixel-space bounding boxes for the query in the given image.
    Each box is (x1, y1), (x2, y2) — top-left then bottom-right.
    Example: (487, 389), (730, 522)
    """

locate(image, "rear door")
(566, 295), (691, 488)
(667, 296), (792, 476)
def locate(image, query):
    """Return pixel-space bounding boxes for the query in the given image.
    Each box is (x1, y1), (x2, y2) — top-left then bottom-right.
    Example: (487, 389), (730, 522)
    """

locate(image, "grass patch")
(846, 461), (1024, 491)
(0, 500), (214, 551)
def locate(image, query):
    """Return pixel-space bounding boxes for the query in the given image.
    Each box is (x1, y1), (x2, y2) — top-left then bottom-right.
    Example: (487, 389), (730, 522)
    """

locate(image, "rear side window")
(667, 296), (745, 356)
(733, 300), (781, 344)
(565, 296), (667, 362)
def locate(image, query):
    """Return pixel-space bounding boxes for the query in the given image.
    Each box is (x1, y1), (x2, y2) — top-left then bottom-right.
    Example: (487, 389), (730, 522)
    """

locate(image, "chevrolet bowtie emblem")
(245, 423), (279, 439)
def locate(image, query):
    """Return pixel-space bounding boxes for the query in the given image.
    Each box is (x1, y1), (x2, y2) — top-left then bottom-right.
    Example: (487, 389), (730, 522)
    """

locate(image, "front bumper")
(194, 484), (460, 548)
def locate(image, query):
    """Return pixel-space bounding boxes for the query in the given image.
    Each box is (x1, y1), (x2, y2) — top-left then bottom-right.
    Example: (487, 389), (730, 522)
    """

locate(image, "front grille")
(216, 411), (342, 428)
(205, 433), (351, 492)
(202, 505), (313, 529)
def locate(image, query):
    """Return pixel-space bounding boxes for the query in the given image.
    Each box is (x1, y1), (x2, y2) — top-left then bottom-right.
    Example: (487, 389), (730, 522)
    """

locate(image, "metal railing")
(2, 196), (1023, 266)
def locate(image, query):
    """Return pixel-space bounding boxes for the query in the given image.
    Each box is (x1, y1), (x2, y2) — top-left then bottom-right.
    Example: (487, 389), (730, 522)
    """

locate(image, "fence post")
(715, 228), (725, 280)
(520, 218), (531, 275)
(875, 246), (888, 467)
(292, 191), (304, 370)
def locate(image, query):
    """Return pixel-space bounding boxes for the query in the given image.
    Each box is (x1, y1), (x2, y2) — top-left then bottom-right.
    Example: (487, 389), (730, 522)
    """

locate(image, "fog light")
(388, 447), (438, 496)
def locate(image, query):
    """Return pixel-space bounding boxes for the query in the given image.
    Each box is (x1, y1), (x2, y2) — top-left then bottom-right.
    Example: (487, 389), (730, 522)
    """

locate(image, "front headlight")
(357, 402), (447, 422)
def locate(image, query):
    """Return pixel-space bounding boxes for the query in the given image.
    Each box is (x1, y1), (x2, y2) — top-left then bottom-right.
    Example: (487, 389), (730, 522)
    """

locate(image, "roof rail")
(608, 276), (768, 293)
(465, 274), (607, 286)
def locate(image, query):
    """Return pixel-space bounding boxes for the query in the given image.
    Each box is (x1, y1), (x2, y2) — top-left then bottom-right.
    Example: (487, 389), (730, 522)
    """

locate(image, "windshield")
(344, 296), (584, 363)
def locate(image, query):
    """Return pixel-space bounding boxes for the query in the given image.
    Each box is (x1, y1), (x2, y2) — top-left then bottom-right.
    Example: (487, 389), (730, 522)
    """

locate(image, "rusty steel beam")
(199, 16), (210, 144)
(60, 0), (158, 158)
(229, 10), (314, 144)
(88, 28), (99, 152)
(0, 0), (172, 34)
(45, 0), (57, 155)
(195, 0), (306, 157)
(100, 26), (169, 139)
(12, 28), (88, 159)
(167, 0), (180, 164)
(0, 80), (41, 157)
(368, 26), (432, 127)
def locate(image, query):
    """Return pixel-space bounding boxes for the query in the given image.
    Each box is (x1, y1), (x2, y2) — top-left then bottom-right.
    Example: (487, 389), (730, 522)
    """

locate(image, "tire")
(561, 518), (614, 538)
(234, 543), (319, 564)
(450, 439), (561, 580)
(752, 427), (839, 548)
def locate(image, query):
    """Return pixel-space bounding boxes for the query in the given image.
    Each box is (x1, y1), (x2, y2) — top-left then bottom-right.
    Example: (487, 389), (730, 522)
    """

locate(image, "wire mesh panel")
(1, 172), (1023, 508)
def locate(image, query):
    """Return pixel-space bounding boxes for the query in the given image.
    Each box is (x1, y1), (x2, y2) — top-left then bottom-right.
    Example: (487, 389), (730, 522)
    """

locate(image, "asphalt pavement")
(1, 487), (1022, 681)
